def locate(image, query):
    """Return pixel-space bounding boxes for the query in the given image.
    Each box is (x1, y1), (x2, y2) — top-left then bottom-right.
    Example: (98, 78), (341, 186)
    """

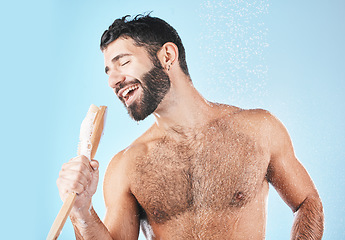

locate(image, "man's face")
(104, 38), (170, 121)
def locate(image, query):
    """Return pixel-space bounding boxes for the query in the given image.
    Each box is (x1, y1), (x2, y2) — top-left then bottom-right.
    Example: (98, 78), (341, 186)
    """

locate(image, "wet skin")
(102, 38), (322, 239)
(103, 104), (321, 240)
(58, 37), (323, 240)
(119, 105), (271, 239)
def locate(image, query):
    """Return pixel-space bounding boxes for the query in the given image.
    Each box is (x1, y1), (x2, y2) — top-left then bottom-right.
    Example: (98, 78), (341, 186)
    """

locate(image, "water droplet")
(198, 0), (270, 106)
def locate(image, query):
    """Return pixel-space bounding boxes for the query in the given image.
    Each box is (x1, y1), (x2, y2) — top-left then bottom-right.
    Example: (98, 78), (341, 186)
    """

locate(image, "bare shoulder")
(105, 143), (148, 179)
(104, 144), (147, 191)
(213, 103), (269, 118)
(242, 108), (290, 138)
(237, 108), (290, 141)
(232, 108), (295, 159)
(235, 107), (272, 120)
(104, 124), (159, 191)
(213, 105), (291, 148)
(215, 104), (276, 127)
(234, 107), (283, 128)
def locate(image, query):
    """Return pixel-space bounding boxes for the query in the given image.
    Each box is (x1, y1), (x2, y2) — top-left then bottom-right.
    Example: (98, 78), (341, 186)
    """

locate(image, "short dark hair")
(100, 14), (189, 76)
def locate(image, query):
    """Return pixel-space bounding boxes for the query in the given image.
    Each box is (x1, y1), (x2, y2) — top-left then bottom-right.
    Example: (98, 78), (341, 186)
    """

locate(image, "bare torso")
(122, 105), (272, 239)
(65, 32), (323, 240)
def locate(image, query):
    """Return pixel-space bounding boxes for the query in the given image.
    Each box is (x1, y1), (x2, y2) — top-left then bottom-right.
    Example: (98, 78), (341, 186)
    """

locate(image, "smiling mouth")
(118, 83), (140, 106)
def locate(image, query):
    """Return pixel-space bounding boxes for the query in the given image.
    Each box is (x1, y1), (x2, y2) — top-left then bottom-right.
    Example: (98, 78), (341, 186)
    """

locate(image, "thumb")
(90, 159), (99, 171)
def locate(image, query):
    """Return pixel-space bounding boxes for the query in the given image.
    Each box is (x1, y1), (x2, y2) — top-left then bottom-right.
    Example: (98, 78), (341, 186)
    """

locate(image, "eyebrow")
(105, 53), (132, 74)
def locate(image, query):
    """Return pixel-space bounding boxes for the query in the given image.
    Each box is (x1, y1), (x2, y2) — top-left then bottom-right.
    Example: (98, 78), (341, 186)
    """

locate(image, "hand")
(56, 155), (99, 216)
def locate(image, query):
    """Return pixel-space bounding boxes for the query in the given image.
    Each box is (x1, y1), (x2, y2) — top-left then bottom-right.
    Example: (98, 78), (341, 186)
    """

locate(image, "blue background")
(1, 0), (344, 239)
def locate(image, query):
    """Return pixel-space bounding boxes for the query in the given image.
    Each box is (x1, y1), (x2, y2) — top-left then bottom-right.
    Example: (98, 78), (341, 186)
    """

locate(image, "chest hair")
(131, 118), (268, 224)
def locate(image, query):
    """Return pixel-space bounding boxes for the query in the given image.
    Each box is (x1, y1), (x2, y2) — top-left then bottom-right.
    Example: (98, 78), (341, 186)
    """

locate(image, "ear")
(157, 42), (179, 71)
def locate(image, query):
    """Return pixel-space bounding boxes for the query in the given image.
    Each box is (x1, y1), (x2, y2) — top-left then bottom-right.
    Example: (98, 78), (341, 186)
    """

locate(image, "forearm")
(70, 206), (113, 240)
(291, 195), (324, 240)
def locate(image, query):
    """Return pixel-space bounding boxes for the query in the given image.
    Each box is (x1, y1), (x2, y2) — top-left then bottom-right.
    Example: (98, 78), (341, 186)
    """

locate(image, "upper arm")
(103, 152), (140, 240)
(266, 113), (320, 212)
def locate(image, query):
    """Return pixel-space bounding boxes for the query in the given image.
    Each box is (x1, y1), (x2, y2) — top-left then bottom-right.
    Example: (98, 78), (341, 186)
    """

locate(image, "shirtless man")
(57, 14), (324, 239)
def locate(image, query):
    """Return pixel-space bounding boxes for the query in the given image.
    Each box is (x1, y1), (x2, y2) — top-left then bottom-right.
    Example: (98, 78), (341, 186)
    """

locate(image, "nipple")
(151, 209), (169, 223)
(235, 191), (244, 200)
(230, 191), (245, 206)
(153, 210), (160, 217)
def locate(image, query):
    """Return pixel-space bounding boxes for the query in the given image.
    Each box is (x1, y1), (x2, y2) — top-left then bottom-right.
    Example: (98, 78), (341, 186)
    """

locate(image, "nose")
(108, 69), (126, 89)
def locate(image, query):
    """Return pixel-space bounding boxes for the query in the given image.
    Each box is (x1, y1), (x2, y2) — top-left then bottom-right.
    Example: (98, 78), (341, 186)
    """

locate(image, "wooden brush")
(47, 104), (107, 240)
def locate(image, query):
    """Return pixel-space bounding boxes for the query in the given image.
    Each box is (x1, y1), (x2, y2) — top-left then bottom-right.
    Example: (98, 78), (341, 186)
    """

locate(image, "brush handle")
(47, 105), (107, 240)
(90, 106), (107, 159)
(46, 192), (77, 240)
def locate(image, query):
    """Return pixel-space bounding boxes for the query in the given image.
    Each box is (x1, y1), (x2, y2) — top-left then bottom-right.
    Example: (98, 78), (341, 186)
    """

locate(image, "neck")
(153, 72), (214, 133)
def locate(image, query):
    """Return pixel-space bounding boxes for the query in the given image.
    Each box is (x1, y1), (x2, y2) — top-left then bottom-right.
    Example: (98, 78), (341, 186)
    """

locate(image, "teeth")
(122, 85), (139, 98)
(122, 89), (130, 98)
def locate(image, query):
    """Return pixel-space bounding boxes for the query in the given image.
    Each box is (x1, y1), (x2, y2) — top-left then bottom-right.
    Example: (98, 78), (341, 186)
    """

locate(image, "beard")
(118, 63), (171, 121)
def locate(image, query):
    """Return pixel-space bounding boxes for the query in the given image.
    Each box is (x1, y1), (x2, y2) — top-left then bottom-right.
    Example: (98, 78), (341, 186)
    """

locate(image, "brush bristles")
(77, 104), (100, 160)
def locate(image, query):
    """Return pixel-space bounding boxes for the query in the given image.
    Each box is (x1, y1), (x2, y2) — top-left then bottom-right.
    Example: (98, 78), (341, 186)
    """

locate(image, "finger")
(59, 170), (89, 186)
(90, 159), (99, 171)
(71, 155), (96, 173)
(57, 175), (87, 195)
(69, 155), (90, 164)
(58, 170), (89, 189)
(61, 161), (93, 179)
(60, 169), (91, 188)
(62, 161), (90, 174)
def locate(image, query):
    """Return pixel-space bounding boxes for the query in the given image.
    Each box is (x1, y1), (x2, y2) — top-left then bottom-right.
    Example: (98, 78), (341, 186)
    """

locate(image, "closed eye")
(121, 60), (130, 66)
